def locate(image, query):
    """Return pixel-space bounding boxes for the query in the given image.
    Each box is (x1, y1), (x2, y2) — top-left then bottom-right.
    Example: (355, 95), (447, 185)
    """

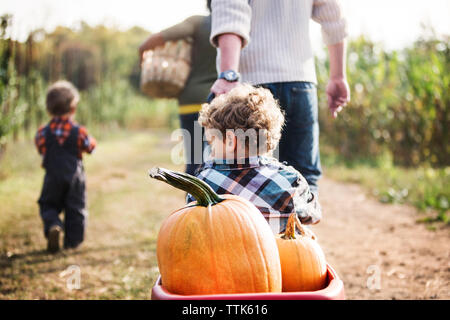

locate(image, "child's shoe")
(47, 225), (62, 253)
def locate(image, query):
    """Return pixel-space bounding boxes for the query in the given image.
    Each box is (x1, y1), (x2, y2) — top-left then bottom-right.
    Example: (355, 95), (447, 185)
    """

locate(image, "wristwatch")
(218, 70), (241, 82)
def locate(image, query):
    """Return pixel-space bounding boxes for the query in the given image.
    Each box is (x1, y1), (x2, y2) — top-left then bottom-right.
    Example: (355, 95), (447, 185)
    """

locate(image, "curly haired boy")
(188, 84), (321, 234)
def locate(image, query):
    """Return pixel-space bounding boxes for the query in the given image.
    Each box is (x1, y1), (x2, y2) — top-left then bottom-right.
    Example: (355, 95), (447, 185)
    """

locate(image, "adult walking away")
(139, 0), (217, 175)
(209, 0), (350, 194)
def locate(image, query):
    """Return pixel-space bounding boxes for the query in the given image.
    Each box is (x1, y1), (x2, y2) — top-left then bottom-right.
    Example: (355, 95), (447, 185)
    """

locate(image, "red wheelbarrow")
(151, 264), (345, 300)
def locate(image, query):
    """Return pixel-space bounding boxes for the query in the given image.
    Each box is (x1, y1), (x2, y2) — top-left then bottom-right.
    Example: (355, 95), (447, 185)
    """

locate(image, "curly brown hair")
(199, 84), (285, 153)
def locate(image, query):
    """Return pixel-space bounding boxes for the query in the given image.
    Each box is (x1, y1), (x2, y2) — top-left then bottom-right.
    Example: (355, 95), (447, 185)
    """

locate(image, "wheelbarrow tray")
(151, 264), (345, 300)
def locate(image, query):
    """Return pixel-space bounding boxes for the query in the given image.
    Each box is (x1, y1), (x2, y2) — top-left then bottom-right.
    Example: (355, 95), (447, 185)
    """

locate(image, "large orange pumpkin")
(276, 213), (327, 292)
(150, 167), (282, 295)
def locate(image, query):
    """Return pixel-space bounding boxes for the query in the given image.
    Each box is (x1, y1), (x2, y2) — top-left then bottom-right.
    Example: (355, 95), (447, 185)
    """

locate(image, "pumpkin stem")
(281, 213), (297, 239)
(281, 213), (312, 240)
(149, 167), (224, 207)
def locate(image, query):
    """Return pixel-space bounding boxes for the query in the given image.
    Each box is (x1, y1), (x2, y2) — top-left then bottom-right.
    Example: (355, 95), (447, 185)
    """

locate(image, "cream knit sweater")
(210, 0), (348, 85)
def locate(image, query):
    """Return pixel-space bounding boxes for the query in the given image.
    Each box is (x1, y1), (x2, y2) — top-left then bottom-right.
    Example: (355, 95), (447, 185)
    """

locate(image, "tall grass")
(321, 146), (449, 226)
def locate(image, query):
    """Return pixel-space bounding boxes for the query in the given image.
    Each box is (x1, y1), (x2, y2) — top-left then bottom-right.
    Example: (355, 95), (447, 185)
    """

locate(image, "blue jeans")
(179, 112), (207, 176)
(261, 82), (322, 192)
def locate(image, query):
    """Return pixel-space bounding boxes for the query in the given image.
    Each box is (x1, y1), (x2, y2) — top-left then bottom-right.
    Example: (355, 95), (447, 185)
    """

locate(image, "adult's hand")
(210, 79), (239, 97)
(138, 33), (165, 64)
(327, 42), (350, 118)
(326, 77), (350, 118)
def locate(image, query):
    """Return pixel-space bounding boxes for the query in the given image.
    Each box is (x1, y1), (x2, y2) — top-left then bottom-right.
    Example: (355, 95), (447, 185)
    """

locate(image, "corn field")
(0, 15), (179, 161)
(1, 14), (449, 169)
(317, 33), (449, 168)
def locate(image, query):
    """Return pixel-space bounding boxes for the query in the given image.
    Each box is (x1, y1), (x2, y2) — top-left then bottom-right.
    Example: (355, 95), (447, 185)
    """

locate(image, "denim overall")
(38, 125), (87, 248)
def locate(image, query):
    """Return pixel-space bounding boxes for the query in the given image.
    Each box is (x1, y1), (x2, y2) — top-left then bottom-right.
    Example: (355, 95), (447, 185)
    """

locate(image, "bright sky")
(1, 0), (449, 51)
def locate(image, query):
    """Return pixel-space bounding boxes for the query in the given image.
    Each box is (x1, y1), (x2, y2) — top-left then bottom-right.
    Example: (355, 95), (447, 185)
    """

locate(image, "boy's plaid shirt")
(187, 156), (321, 234)
(35, 117), (96, 160)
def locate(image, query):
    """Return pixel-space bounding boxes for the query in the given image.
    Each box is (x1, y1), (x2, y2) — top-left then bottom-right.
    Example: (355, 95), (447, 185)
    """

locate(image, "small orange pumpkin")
(150, 167), (282, 295)
(276, 213), (327, 292)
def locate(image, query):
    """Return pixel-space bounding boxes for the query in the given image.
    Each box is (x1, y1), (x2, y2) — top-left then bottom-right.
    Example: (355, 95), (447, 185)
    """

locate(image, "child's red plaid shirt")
(35, 117), (96, 159)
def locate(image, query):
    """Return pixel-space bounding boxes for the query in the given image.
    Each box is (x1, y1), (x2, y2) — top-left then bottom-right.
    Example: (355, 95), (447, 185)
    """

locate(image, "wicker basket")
(140, 39), (192, 99)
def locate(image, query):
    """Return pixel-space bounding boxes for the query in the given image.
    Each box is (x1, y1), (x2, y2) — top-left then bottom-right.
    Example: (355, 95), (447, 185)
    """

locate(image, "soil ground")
(316, 177), (449, 299)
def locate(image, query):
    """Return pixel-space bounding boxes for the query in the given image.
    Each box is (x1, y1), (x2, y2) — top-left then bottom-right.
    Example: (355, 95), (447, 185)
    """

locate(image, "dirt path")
(0, 130), (448, 299)
(314, 177), (450, 299)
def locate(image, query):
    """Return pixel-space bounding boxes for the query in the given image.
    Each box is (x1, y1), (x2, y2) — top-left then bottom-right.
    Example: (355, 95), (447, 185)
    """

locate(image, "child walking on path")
(188, 84), (321, 234)
(35, 80), (96, 253)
